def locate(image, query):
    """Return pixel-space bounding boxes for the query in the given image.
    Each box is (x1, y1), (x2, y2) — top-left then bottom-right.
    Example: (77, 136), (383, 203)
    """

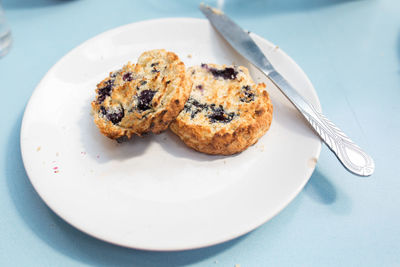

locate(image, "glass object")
(0, 3), (12, 57)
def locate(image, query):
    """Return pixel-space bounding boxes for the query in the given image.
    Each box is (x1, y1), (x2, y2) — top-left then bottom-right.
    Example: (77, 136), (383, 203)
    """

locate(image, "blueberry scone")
(91, 49), (191, 141)
(170, 64), (273, 155)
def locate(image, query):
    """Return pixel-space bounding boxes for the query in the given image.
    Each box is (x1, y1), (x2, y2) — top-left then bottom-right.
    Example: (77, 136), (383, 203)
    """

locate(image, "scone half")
(170, 63), (273, 155)
(91, 49), (191, 141)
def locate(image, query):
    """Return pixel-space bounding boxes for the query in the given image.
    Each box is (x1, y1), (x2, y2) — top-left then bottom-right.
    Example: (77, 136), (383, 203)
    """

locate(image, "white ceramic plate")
(21, 18), (321, 251)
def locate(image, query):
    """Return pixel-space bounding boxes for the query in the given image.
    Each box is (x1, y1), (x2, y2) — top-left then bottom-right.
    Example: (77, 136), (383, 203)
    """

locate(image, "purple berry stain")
(100, 106), (107, 115)
(210, 67), (237, 80)
(137, 90), (157, 111)
(100, 105), (124, 125)
(183, 98), (235, 122)
(123, 72), (133, 81)
(184, 97), (208, 119)
(208, 105), (235, 123)
(201, 64), (238, 80)
(107, 108), (124, 124)
(97, 79), (114, 104)
(240, 85), (255, 103)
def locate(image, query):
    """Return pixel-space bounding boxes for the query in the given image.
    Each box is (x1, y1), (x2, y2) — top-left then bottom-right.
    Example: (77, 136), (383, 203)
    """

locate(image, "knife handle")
(267, 70), (374, 176)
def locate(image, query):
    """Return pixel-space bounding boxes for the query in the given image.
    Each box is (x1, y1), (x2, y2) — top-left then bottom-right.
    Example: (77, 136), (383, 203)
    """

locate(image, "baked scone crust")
(91, 49), (191, 141)
(170, 64), (273, 155)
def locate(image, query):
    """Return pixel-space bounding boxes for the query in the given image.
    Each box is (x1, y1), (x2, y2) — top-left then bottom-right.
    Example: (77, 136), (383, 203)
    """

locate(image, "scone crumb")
(187, 54), (192, 59)
(53, 166), (59, 174)
(211, 6), (224, 15)
(308, 157), (318, 168)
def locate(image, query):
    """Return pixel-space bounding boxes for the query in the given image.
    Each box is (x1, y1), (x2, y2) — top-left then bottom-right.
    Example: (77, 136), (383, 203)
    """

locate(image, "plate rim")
(20, 17), (322, 251)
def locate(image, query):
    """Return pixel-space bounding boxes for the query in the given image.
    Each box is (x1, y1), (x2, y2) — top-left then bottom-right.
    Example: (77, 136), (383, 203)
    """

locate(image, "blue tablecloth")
(1, 0), (399, 266)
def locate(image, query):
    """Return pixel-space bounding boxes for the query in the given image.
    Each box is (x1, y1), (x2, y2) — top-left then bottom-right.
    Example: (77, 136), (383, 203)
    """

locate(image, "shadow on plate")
(156, 130), (234, 161)
(6, 111), (247, 266)
(82, 100), (231, 163)
(269, 92), (319, 141)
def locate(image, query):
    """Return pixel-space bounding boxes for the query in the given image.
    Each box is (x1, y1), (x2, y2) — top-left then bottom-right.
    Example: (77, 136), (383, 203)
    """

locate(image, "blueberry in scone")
(91, 49), (191, 141)
(170, 63), (273, 155)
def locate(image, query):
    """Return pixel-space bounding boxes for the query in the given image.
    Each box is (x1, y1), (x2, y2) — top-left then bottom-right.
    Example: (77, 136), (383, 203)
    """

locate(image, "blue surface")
(1, 0), (399, 266)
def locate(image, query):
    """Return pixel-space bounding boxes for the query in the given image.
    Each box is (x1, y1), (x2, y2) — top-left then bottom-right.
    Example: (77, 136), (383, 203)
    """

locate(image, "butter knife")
(200, 4), (374, 177)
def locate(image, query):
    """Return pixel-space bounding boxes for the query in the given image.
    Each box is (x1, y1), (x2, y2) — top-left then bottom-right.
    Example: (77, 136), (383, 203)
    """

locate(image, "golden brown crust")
(170, 64), (273, 155)
(91, 49), (191, 140)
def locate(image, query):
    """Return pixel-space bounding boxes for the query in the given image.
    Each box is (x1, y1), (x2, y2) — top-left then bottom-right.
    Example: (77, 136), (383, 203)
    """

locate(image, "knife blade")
(200, 4), (374, 177)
